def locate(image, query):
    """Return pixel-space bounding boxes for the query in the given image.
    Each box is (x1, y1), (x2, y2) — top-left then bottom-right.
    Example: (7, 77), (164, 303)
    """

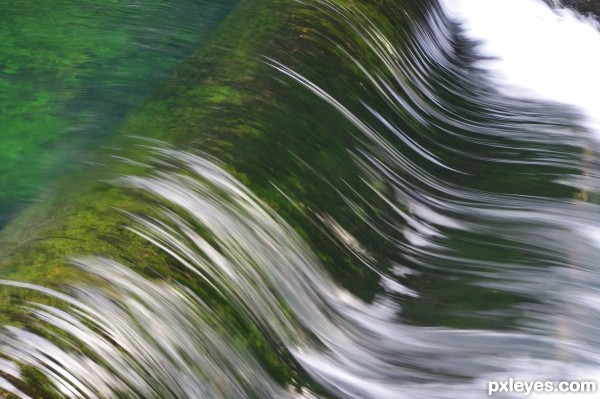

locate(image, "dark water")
(0, 0), (238, 228)
(1, 0), (600, 398)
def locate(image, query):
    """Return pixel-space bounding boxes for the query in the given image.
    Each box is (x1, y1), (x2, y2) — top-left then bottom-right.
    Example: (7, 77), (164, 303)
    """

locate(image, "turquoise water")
(0, 0), (238, 227)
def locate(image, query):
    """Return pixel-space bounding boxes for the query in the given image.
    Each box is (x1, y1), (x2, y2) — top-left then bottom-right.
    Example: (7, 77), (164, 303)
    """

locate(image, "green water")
(0, 0), (239, 227)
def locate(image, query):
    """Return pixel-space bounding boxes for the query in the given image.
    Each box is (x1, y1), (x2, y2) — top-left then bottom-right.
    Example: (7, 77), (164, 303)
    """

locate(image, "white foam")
(442, 0), (600, 136)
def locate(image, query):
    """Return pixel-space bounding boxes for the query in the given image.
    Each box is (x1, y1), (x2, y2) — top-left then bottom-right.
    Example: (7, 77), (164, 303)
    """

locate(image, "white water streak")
(3, 147), (597, 398)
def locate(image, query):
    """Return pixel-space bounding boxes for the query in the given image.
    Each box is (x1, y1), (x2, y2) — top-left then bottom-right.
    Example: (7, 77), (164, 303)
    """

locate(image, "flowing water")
(0, 0), (600, 398)
(0, 0), (238, 228)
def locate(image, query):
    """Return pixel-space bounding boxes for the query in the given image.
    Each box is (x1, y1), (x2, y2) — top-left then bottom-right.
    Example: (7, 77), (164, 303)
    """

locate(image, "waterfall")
(1, 0), (600, 398)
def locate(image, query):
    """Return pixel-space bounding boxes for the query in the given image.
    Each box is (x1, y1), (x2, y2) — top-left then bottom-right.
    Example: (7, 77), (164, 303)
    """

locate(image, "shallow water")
(0, 0), (238, 227)
(1, 0), (600, 398)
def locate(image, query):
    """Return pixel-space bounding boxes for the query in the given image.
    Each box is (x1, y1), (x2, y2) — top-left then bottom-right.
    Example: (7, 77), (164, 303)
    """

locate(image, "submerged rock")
(562, 0), (600, 19)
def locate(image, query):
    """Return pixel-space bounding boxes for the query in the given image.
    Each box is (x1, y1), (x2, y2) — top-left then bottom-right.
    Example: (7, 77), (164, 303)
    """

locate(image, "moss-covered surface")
(0, 0), (418, 298)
